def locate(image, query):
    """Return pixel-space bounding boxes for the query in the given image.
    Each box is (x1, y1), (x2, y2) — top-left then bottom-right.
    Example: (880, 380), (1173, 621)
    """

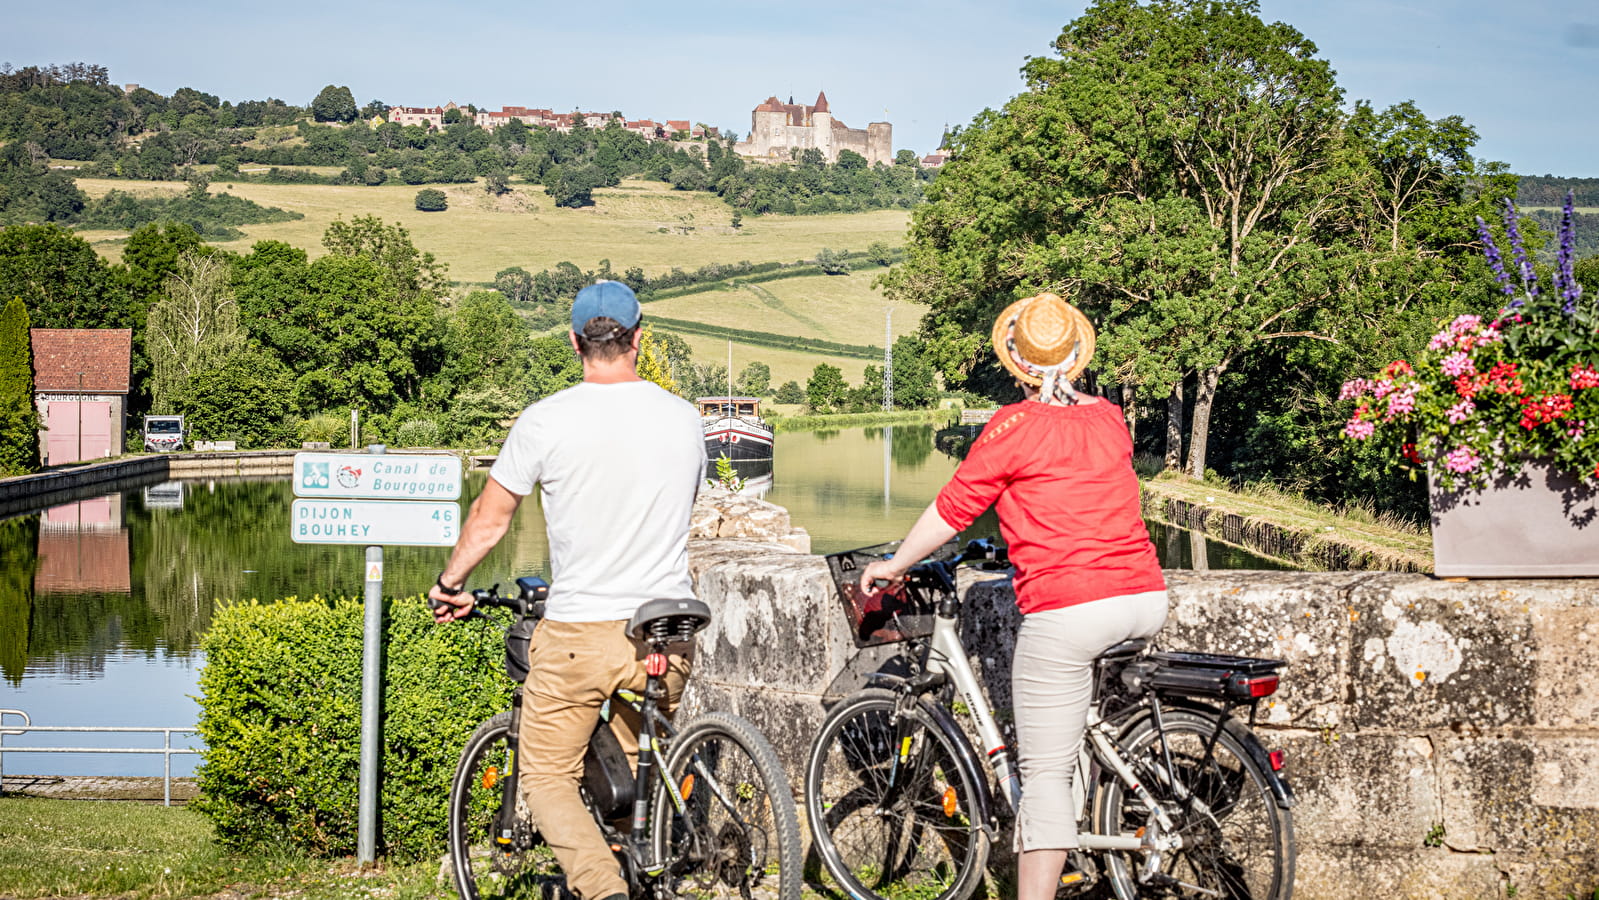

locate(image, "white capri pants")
(1011, 590), (1168, 851)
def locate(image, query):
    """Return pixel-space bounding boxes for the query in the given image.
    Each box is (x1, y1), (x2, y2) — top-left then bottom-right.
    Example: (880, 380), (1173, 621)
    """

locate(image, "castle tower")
(812, 91), (835, 162)
(867, 121), (892, 166)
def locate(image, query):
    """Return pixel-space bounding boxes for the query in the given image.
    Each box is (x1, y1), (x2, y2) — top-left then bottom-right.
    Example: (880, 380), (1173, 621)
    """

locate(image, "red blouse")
(935, 399), (1165, 614)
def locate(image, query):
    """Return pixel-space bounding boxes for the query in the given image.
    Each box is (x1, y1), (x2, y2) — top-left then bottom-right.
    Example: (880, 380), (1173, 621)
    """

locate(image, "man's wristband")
(435, 574), (465, 596)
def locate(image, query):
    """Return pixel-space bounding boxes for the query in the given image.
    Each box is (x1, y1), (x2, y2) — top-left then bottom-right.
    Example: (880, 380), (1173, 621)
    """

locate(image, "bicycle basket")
(825, 542), (938, 648)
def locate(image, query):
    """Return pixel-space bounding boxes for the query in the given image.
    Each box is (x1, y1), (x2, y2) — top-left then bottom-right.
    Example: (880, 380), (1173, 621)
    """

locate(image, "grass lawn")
(73, 177), (910, 284)
(0, 797), (442, 899)
(645, 271), (925, 345)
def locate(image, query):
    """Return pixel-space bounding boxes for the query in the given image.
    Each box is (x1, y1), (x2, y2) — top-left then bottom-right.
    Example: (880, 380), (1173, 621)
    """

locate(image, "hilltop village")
(387, 91), (906, 167)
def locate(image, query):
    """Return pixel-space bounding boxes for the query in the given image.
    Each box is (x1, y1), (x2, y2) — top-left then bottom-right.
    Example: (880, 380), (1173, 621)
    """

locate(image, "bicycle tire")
(1091, 707), (1295, 900)
(652, 710), (804, 900)
(448, 711), (555, 900)
(804, 688), (990, 900)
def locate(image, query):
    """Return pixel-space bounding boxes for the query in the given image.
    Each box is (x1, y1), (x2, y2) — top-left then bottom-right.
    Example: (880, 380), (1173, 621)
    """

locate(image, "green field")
(646, 271), (923, 345)
(657, 330), (888, 392)
(74, 177), (911, 284)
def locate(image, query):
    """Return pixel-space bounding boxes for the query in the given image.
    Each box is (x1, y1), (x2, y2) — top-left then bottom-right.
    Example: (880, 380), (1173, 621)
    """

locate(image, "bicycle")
(805, 540), (1296, 900)
(439, 577), (803, 900)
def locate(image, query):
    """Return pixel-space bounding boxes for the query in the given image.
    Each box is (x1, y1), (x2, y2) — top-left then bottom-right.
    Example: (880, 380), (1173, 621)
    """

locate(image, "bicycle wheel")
(1091, 708), (1295, 900)
(652, 710), (803, 900)
(804, 688), (989, 900)
(449, 711), (557, 900)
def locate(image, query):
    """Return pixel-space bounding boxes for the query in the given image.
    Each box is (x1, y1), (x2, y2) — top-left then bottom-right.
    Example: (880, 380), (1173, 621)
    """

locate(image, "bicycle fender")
(918, 696), (998, 833)
(1141, 697), (1296, 811)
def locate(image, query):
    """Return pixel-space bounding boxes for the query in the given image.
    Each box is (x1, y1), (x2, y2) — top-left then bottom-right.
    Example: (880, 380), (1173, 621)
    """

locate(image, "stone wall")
(681, 513), (1599, 899)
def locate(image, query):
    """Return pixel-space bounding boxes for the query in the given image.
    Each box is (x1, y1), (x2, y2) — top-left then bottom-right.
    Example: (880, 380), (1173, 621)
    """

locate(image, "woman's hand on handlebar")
(429, 581), (476, 623)
(858, 559), (906, 594)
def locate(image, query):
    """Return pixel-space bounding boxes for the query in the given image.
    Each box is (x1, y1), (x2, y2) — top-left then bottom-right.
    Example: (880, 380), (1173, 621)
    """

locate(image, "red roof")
(666, 120), (690, 131)
(813, 91), (830, 113)
(30, 329), (133, 393)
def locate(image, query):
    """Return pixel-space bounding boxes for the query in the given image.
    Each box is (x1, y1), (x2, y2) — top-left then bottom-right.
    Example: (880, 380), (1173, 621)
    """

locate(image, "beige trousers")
(1011, 590), (1168, 851)
(519, 618), (693, 900)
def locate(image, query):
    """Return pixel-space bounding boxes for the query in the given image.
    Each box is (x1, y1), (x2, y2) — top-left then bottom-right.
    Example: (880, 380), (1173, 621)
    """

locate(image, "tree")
(890, 336), (939, 408)
(735, 361), (771, 396)
(174, 349), (295, 448)
(815, 247), (848, 275)
(0, 224), (127, 329)
(483, 172), (510, 196)
(0, 298), (40, 475)
(311, 85), (357, 123)
(773, 380), (805, 404)
(637, 328), (677, 393)
(415, 188), (448, 211)
(493, 266), (535, 304)
(321, 215), (449, 300)
(805, 363), (848, 412)
(145, 251), (244, 411)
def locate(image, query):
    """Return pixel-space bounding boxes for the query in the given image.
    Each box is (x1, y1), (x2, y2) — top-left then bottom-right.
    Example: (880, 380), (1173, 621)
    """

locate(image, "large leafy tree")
(885, 0), (1509, 492)
(0, 223), (128, 329)
(145, 251), (244, 411)
(310, 85), (357, 124)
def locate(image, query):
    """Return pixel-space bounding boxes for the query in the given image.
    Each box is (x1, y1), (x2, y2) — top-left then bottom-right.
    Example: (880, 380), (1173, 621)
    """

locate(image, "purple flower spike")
(1476, 215), (1515, 297)
(1503, 199), (1539, 298)
(1558, 190), (1582, 315)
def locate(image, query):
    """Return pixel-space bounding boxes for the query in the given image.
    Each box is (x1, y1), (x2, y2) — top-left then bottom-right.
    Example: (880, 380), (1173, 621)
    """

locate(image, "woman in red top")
(860, 293), (1167, 899)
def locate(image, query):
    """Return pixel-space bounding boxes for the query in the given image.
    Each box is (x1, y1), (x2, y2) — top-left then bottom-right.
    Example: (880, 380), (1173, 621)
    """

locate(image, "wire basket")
(824, 542), (940, 648)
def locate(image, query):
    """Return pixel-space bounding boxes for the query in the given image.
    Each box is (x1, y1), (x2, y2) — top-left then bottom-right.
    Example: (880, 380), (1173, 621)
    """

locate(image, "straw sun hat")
(991, 293), (1097, 394)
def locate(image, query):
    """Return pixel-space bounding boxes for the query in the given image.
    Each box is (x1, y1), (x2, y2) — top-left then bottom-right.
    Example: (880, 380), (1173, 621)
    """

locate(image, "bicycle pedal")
(1058, 852), (1099, 892)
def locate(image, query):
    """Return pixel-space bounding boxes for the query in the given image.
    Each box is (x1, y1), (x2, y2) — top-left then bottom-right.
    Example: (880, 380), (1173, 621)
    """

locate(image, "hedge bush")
(194, 596), (512, 859)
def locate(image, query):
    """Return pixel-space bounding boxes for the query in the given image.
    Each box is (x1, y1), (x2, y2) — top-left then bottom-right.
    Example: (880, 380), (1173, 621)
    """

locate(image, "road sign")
(293, 452), (463, 500)
(290, 499), (461, 547)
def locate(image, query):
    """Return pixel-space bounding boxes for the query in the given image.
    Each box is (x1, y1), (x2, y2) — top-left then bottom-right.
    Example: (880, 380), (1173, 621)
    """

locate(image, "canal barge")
(698, 396), (774, 461)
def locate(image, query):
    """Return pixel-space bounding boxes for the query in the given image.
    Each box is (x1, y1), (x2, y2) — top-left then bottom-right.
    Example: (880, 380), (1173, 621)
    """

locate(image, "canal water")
(0, 424), (1285, 776)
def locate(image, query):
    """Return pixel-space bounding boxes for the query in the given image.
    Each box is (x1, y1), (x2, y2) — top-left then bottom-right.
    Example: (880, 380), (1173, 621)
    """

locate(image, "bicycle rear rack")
(0, 708), (199, 806)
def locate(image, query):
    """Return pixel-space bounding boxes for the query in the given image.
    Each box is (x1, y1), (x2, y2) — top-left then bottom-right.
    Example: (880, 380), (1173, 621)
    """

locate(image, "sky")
(4, 0), (1596, 176)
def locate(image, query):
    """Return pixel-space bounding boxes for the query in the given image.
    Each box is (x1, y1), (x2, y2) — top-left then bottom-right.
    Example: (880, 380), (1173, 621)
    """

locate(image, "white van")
(142, 415), (186, 452)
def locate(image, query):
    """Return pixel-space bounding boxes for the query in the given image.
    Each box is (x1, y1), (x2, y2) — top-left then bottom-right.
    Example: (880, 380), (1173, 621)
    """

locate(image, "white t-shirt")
(489, 380), (707, 622)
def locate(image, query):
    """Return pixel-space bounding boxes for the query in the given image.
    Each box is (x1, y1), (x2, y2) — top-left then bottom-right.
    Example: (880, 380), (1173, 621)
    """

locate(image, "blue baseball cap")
(570, 281), (641, 333)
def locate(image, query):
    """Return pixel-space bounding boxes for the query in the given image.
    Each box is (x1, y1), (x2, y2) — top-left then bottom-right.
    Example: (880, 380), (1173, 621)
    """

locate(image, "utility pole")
(882, 308), (893, 412)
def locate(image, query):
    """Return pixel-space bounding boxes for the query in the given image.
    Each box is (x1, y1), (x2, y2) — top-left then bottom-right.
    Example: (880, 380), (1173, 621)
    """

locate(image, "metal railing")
(0, 709), (199, 806)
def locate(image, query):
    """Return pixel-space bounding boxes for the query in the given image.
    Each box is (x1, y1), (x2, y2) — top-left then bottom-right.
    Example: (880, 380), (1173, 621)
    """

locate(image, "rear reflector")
(1245, 676), (1279, 698)
(1268, 750), (1285, 772)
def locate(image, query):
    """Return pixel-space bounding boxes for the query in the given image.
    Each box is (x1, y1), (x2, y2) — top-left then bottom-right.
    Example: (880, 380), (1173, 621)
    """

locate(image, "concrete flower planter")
(1431, 458), (1599, 577)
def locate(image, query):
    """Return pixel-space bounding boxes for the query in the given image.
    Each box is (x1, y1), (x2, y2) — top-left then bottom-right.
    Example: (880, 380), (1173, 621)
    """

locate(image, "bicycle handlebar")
(429, 577), (550, 620)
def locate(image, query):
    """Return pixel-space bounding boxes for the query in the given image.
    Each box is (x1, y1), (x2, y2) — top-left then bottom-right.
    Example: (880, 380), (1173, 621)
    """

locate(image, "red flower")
(1571, 364), (1599, 390)
(1487, 362), (1524, 395)
(1385, 360), (1414, 377)
(1400, 442), (1422, 465)
(1519, 393), (1574, 429)
(1454, 375), (1480, 399)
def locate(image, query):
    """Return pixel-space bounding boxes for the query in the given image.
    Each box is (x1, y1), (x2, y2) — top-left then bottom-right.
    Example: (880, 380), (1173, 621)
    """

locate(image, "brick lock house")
(30, 328), (133, 465)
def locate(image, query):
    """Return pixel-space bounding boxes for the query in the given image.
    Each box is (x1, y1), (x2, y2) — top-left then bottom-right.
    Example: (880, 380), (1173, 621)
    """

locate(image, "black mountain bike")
(440, 577), (802, 900)
(806, 540), (1296, 900)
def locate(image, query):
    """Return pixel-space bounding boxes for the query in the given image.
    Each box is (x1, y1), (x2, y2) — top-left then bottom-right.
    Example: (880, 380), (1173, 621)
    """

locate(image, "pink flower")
(1446, 399), (1476, 423)
(1339, 378), (1371, 400)
(1440, 352), (1475, 377)
(1571, 365), (1599, 390)
(1427, 331), (1454, 351)
(1444, 446), (1482, 474)
(1343, 417), (1376, 440)
(1449, 314), (1482, 335)
(1372, 380), (1396, 400)
(1385, 384), (1418, 417)
(1567, 420), (1587, 441)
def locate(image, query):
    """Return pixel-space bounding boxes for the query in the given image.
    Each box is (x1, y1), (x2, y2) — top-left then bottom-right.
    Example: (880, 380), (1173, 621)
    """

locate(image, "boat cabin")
(697, 396), (763, 419)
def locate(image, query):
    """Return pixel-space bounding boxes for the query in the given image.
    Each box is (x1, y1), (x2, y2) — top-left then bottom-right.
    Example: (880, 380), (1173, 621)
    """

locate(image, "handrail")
(0, 710), (198, 807)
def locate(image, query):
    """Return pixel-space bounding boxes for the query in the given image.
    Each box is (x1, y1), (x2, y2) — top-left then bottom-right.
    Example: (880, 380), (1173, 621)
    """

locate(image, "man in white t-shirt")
(428, 280), (706, 900)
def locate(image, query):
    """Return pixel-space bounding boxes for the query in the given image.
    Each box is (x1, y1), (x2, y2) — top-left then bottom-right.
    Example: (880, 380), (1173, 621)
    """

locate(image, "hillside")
(73, 176), (911, 284)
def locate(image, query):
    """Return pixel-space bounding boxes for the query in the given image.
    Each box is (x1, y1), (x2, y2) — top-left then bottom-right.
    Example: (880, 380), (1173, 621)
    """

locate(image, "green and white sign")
(293, 452), (462, 500)
(290, 499), (461, 547)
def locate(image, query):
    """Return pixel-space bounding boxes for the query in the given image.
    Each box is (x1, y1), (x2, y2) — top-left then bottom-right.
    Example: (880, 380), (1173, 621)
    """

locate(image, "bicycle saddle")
(1098, 638), (1148, 661)
(628, 597), (713, 642)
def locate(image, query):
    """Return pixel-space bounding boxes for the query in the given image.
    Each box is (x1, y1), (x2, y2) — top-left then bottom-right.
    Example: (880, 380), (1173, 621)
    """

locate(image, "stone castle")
(733, 91), (891, 166)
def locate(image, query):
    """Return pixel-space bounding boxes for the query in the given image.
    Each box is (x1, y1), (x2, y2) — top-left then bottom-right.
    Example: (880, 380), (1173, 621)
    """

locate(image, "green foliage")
(0, 516), (37, 684)
(815, 247), (848, 275)
(310, 85), (357, 124)
(806, 363), (848, 412)
(194, 596), (510, 858)
(395, 418), (440, 446)
(295, 413), (347, 445)
(0, 222), (128, 329)
(174, 349), (295, 447)
(0, 298), (40, 475)
(890, 335), (939, 409)
(772, 380), (805, 404)
(413, 188), (447, 212)
(706, 455), (745, 491)
(145, 251), (244, 411)
(492, 265), (534, 303)
(75, 187), (302, 240)
(734, 361), (771, 396)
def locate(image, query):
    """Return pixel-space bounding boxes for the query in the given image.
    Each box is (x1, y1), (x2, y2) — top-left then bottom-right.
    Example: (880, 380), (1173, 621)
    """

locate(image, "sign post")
(291, 446), (463, 864)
